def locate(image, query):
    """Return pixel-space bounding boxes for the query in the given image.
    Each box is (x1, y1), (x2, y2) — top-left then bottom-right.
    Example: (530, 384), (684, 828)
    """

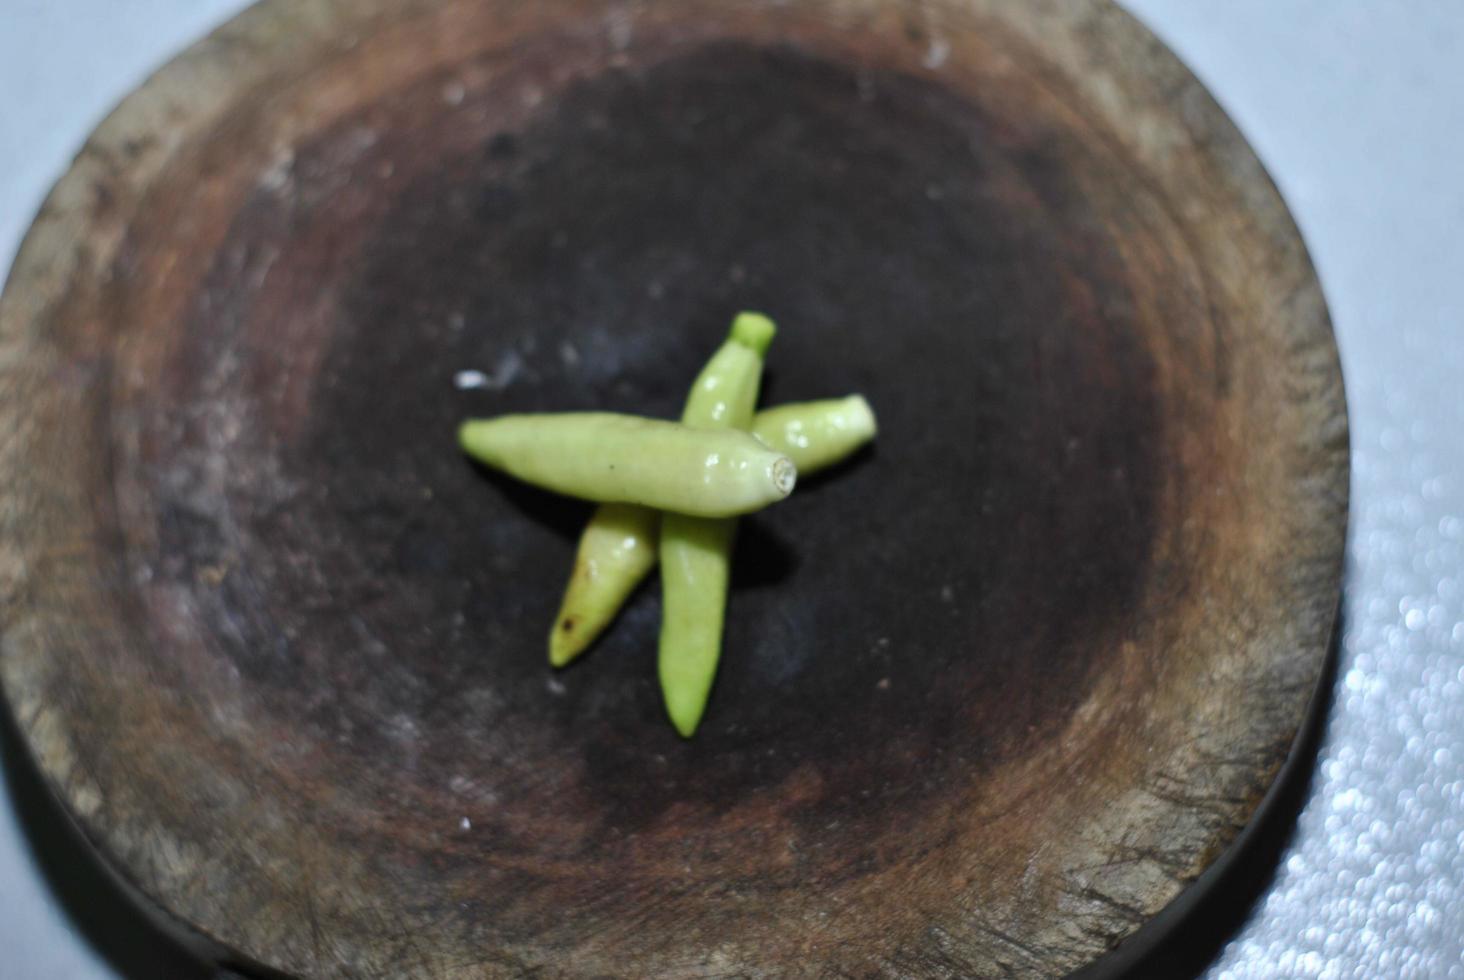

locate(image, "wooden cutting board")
(0, 0), (1347, 976)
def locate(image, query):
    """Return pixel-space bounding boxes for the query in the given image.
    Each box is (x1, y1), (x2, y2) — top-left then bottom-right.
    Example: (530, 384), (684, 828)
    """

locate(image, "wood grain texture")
(0, 0), (1347, 977)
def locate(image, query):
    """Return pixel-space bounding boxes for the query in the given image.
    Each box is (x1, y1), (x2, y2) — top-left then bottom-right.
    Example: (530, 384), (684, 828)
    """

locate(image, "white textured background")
(2, 2), (1461, 977)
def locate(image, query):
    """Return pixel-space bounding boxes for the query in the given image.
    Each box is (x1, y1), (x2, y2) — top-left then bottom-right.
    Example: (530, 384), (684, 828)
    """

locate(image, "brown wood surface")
(0, 0), (1347, 977)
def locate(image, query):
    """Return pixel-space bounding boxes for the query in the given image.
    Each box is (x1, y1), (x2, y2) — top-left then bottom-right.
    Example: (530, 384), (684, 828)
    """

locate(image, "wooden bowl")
(0, 0), (1347, 976)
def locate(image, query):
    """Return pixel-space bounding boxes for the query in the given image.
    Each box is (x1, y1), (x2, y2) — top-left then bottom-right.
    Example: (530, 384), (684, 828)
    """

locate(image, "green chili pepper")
(458, 412), (796, 518)
(752, 395), (877, 472)
(548, 395), (877, 667)
(549, 502), (660, 667)
(659, 312), (775, 736)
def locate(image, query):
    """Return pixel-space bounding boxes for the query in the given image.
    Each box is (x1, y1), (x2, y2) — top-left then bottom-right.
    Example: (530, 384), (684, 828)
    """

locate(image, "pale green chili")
(549, 502), (660, 667)
(752, 395), (877, 472)
(549, 395), (877, 667)
(659, 312), (775, 736)
(458, 412), (795, 518)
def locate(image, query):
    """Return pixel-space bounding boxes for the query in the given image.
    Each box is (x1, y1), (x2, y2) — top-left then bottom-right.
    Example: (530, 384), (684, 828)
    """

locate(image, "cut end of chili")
(771, 456), (797, 497)
(730, 311), (776, 356)
(843, 395), (878, 438)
